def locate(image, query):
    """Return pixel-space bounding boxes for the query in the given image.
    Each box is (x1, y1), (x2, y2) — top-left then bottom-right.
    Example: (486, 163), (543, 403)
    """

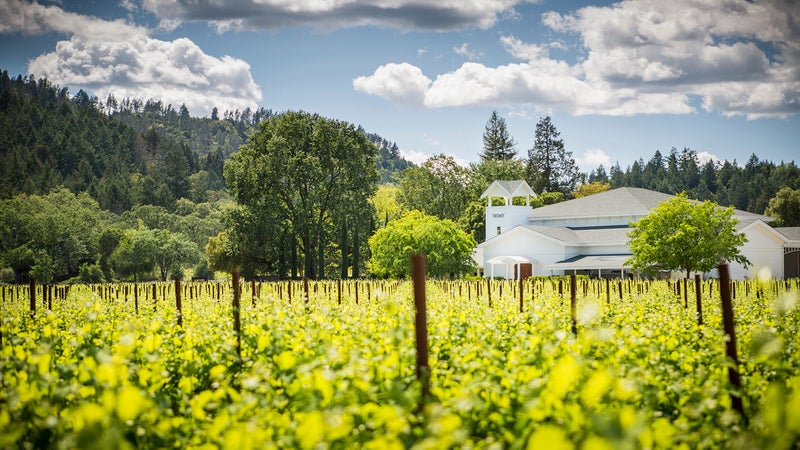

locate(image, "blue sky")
(1, 0), (798, 173)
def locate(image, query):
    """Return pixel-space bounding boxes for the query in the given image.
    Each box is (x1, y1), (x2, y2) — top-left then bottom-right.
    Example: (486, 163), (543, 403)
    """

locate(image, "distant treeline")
(589, 148), (799, 214)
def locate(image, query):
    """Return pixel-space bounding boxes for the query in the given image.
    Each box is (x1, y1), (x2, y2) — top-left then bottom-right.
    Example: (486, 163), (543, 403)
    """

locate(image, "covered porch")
(485, 255), (537, 280)
(545, 254), (632, 278)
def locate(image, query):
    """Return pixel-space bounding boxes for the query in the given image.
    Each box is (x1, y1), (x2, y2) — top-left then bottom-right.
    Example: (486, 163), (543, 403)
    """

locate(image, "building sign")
(492, 213), (505, 218)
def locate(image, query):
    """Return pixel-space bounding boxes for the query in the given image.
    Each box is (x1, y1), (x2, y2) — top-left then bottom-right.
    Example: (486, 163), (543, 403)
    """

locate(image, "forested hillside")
(0, 71), (411, 283)
(0, 71), (411, 211)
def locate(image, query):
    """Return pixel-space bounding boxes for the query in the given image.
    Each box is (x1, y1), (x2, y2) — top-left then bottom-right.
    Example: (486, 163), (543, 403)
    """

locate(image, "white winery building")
(473, 180), (800, 280)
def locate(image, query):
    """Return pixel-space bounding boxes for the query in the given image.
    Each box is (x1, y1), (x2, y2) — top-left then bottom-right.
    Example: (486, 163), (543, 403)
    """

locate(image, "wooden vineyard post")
(718, 263), (745, 421)
(232, 271), (242, 358)
(29, 276), (36, 319)
(134, 283), (139, 315)
(695, 274), (703, 326)
(570, 274), (578, 335)
(519, 277), (524, 313)
(487, 279), (492, 308)
(152, 283), (157, 311)
(411, 254), (430, 411)
(251, 280), (256, 308)
(355, 281), (359, 305)
(175, 278), (182, 327)
(337, 279), (342, 305)
(304, 278), (310, 309)
(605, 278), (610, 306)
(683, 278), (688, 308)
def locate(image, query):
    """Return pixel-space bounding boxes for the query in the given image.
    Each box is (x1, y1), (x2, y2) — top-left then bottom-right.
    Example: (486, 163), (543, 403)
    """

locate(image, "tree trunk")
(278, 235), (287, 279)
(352, 221), (360, 278)
(340, 219), (349, 279)
(291, 235), (298, 279)
(317, 227), (325, 280)
(303, 232), (315, 280)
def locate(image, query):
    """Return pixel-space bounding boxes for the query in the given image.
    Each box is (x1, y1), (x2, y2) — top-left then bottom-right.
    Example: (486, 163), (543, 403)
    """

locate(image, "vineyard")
(2, 276), (799, 449)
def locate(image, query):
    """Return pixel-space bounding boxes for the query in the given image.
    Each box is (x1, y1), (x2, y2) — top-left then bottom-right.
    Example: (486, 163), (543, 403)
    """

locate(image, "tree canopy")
(368, 210), (475, 278)
(765, 187), (800, 227)
(481, 110), (517, 161)
(224, 111), (378, 279)
(398, 154), (470, 222)
(627, 193), (749, 277)
(0, 187), (103, 283)
(526, 116), (581, 195)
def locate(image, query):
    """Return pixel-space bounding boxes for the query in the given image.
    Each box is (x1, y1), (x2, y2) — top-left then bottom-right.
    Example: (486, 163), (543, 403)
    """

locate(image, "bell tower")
(480, 180), (537, 240)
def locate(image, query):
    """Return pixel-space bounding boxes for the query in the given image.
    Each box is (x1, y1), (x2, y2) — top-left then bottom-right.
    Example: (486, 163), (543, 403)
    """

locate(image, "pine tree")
(481, 110), (517, 161)
(525, 116), (580, 194)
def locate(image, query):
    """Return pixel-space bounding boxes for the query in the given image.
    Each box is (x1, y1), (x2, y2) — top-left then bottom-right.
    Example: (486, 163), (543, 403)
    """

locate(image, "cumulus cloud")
(353, 62), (431, 107)
(578, 148), (612, 169)
(355, 0), (800, 119)
(0, 0), (147, 40)
(696, 151), (718, 165)
(141, 0), (523, 32)
(1, 0), (262, 116)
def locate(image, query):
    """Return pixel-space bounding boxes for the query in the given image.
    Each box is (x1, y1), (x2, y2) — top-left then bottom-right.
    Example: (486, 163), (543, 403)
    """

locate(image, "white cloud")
(355, 0), (800, 119)
(0, 0), (147, 40)
(454, 43), (483, 60)
(353, 62), (431, 107)
(119, 0), (137, 13)
(398, 148), (429, 165)
(141, 0), (523, 32)
(696, 151), (718, 165)
(577, 148), (611, 170)
(2, 0), (262, 117)
(500, 35), (548, 60)
(399, 149), (469, 167)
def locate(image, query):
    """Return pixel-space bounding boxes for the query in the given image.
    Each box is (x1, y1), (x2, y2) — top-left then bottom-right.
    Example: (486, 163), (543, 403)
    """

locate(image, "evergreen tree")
(526, 116), (580, 194)
(481, 110), (517, 161)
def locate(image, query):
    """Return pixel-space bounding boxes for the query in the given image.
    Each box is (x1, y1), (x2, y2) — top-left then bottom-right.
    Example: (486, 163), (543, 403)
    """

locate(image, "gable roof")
(776, 227), (800, 242)
(528, 187), (770, 221)
(526, 225), (630, 244)
(479, 224), (630, 248)
(530, 187), (671, 219)
(481, 180), (537, 199)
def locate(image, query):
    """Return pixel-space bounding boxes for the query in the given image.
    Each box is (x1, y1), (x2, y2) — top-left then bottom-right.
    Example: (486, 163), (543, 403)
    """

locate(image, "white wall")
(485, 206), (533, 238)
(728, 223), (785, 279)
(482, 227), (568, 278)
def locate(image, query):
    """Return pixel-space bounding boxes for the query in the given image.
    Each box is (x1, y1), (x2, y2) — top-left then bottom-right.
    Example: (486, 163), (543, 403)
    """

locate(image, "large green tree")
(0, 187), (104, 282)
(481, 110), (517, 161)
(110, 228), (198, 281)
(398, 154), (470, 222)
(627, 193), (749, 277)
(765, 187), (800, 227)
(526, 116), (580, 195)
(368, 210), (475, 278)
(224, 111), (378, 279)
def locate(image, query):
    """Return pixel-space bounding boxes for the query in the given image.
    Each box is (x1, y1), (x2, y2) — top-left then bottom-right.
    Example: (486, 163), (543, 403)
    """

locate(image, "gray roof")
(481, 180), (536, 199)
(530, 187), (671, 219)
(524, 225), (630, 244)
(529, 187), (770, 221)
(776, 227), (800, 241)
